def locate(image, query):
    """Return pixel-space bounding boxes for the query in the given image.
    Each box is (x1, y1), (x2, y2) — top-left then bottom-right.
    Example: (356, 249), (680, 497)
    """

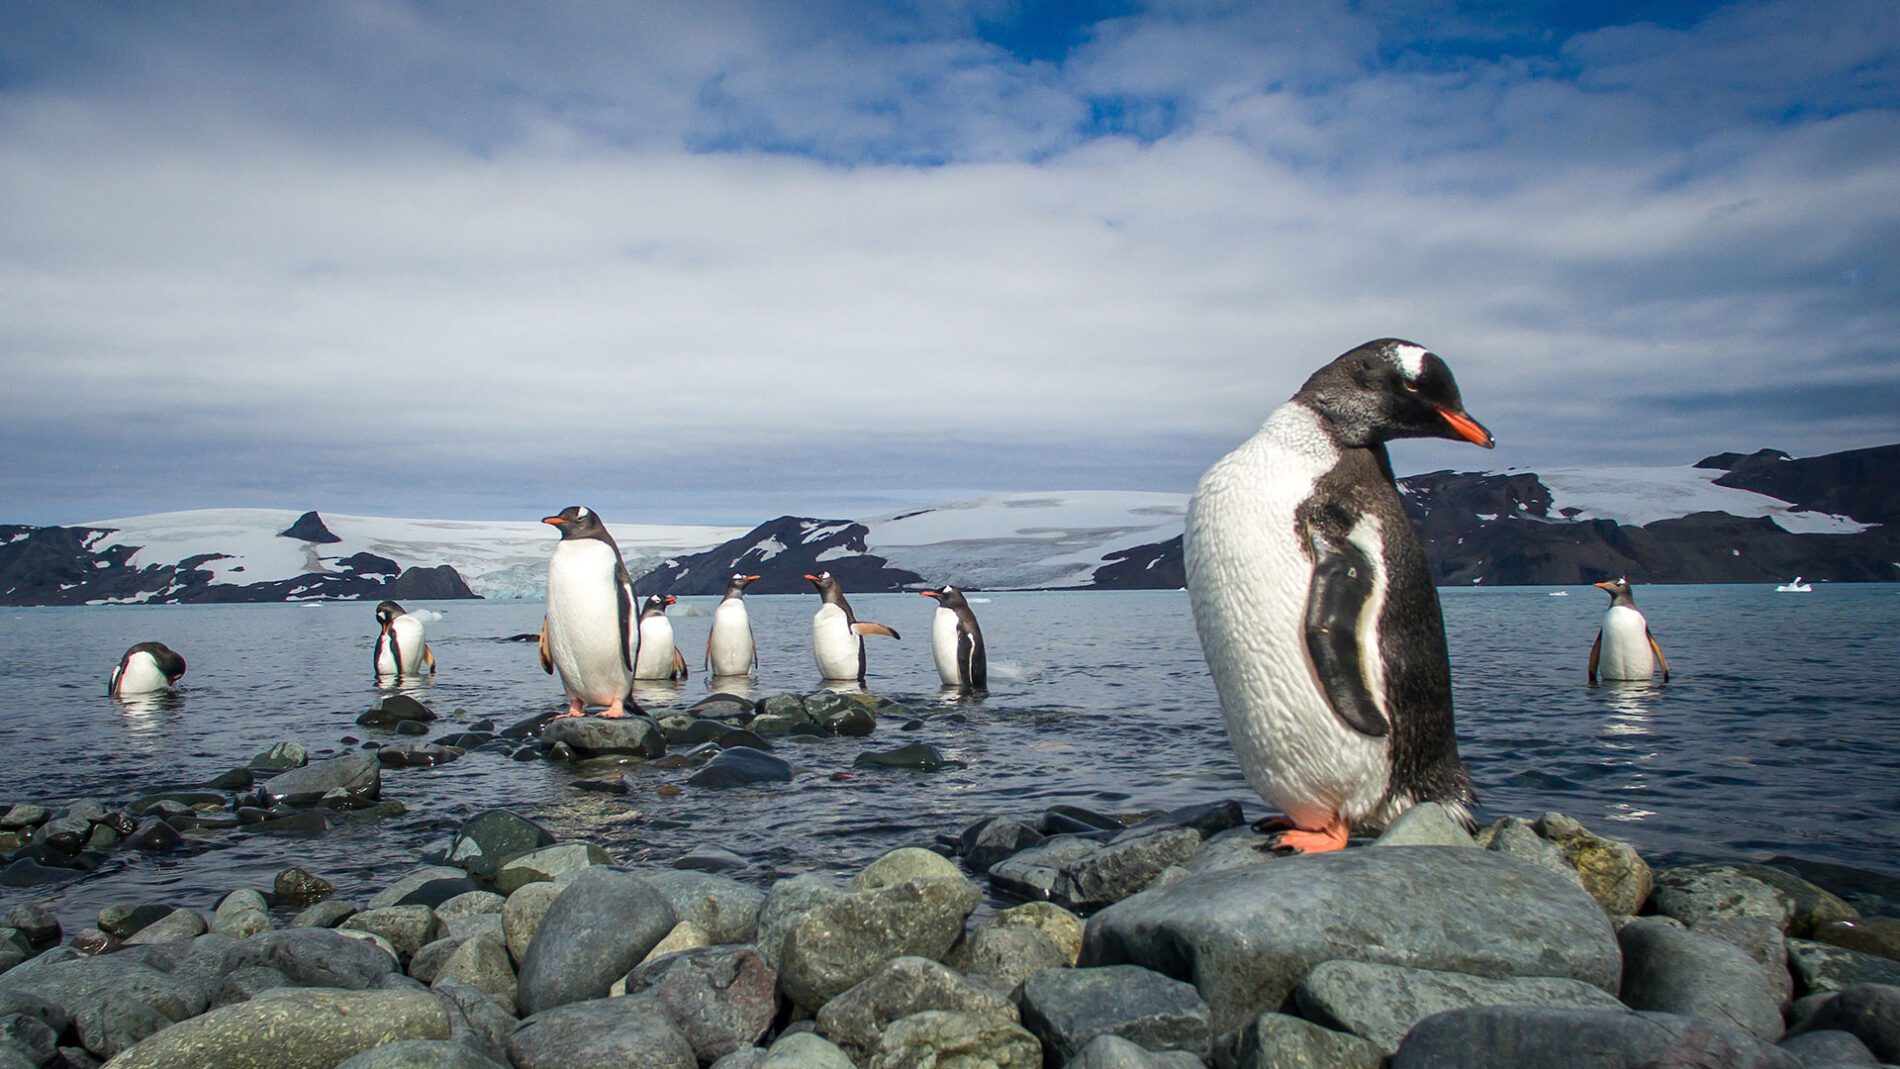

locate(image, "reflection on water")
(1595, 680), (1661, 737)
(706, 676), (755, 700)
(631, 679), (686, 706)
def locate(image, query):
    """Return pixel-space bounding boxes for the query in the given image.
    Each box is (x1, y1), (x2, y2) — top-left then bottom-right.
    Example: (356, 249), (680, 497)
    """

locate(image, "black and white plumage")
(707, 573), (761, 678)
(1183, 338), (1493, 853)
(633, 594), (689, 681)
(919, 584), (986, 691)
(373, 600), (435, 679)
(803, 571), (899, 682)
(541, 505), (638, 718)
(109, 641), (186, 696)
(1588, 577), (1670, 683)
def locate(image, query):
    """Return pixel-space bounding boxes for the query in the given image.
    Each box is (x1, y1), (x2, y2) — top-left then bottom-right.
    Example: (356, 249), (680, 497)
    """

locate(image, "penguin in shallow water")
(1589, 577), (1670, 683)
(109, 641), (186, 696)
(1184, 338), (1494, 854)
(633, 594), (688, 681)
(707, 573), (762, 677)
(541, 505), (637, 717)
(803, 571), (899, 682)
(919, 584), (986, 692)
(373, 600), (435, 679)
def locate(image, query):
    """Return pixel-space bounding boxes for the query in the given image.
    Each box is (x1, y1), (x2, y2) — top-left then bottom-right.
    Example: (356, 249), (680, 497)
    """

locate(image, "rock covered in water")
(272, 867), (335, 908)
(260, 752), (381, 807)
(358, 695), (438, 727)
(687, 747), (794, 788)
(445, 810), (557, 879)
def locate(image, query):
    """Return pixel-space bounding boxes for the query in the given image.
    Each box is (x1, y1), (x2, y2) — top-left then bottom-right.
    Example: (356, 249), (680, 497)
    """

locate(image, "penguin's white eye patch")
(577, 507), (590, 518)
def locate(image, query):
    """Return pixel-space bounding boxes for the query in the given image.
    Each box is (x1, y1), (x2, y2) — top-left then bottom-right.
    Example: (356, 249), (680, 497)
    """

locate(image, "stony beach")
(3, 690), (1899, 1068)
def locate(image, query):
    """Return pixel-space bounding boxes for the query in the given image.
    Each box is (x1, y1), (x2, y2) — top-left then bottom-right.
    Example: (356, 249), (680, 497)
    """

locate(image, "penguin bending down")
(804, 571), (899, 682)
(374, 600), (435, 678)
(707, 574), (762, 677)
(919, 584), (986, 692)
(633, 594), (689, 681)
(541, 505), (638, 718)
(1588, 578), (1670, 683)
(109, 641), (186, 696)
(1184, 338), (1493, 854)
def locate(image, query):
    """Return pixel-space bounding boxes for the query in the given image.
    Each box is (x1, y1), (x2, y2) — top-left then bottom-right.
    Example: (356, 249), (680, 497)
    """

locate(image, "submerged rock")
(260, 753), (381, 807)
(446, 810), (557, 879)
(687, 748), (794, 788)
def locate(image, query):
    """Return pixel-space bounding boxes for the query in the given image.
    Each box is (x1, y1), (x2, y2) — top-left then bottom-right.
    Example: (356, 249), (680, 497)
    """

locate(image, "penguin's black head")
(803, 571), (840, 598)
(374, 600), (404, 626)
(543, 505), (606, 540)
(1297, 339), (1494, 451)
(1593, 577), (1635, 604)
(725, 573), (761, 597)
(641, 593), (676, 616)
(918, 584), (969, 609)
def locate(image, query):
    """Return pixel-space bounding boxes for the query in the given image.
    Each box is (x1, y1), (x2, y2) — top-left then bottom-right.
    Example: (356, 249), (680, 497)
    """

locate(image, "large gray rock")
(342, 905), (442, 960)
(432, 933), (516, 1014)
(1532, 812), (1651, 916)
(503, 881), (566, 967)
(1788, 939), (1900, 994)
(817, 956), (1017, 1058)
(1475, 817), (1579, 884)
(948, 925), (1072, 995)
(1618, 918), (1783, 1040)
(640, 869), (765, 944)
(756, 875), (846, 972)
(508, 997), (696, 1069)
(960, 817), (1045, 873)
(779, 877), (980, 1010)
(432, 977), (516, 1067)
(1786, 983), (1900, 1061)
(1294, 960), (1625, 1053)
(623, 945), (778, 1062)
(868, 1010), (1041, 1069)
(1054, 829), (1202, 912)
(368, 867), (476, 910)
(516, 867), (675, 1015)
(541, 716), (666, 757)
(1372, 803), (1475, 848)
(122, 907), (208, 945)
(1082, 846), (1621, 1033)
(1179, 826), (1274, 877)
(1020, 964), (1213, 1064)
(1778, 1028), (1880, 1066)
(260, 752), (382, 807)
(850, 847), (967, 892)
(495, 844), (612, 894)
(0, 951), (211, 1058)
(989, 835), (1104, 901)
(334, 1039), (509, 1069)
(1651, 865), (1797, 930)
(446, 809), (556, 879)
(1072, 1033), (1208, 1069)
(761, 1031), (853, 1069)
(1388, 1005), (1801, 1069)
(1212, 1012), (1383, 1069)
(1731, 864), (1860, 936)
(108, 987), (450, 1069)
(1692, 917), (1792, 1007)
(218, 927), (400, 989)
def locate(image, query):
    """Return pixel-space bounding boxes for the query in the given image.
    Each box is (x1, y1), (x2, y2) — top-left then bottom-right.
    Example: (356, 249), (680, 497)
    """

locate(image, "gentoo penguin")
(919, 584), (986, 692)
(373, 600), (435, 678)
(1183, 338), (1494, 854)
(633, 594), (689, 681)
(707, 573), (762, 677)
(541, 505), (638, 717)
(1588, 577), (1670, 683)
(108, 641), (186, 696)
(804, 571), (900, 682)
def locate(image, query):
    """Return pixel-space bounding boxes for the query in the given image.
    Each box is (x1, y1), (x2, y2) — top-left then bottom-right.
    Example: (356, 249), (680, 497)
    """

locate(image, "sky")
(2, 0), (1896, 526)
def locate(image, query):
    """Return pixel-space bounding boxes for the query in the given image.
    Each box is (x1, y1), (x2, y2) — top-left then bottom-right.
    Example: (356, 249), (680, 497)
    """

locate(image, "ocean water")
(2, 585), (1896, 929)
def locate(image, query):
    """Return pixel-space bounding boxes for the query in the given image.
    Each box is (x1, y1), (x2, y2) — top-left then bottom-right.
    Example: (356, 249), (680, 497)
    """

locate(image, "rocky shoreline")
(2, 693), (1899, 1068)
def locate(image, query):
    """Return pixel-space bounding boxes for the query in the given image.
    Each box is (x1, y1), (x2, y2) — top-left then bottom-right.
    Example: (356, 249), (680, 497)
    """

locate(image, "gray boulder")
(1054, 829), (1202, 912)
(334, 1039), (509, 1069)
(989, 835), (1104, 901)
(1532, 812), (1651, 915)
(446, 810), (556, 879)
(260, 752), (381, 807)
(0, 951), (211, 1058)
(1294, 960), (1625, 1053)
(508, 997), (696, 1069)
(342, 905), (442, 960)
(687, 748), (795, 788)
(432, 933), (516, 1014)
(1778, 1028), (1880, 1066)
(1476, 818), (1578, 883)
(217, 927), (401, 988)
(949, 924), (1071, 995)
(623, 945), (778, 1062)
(503, 881), (565, 966)
(1651, 865), (1797, 929)
(868, 1010), (1040, 1069)
(1692, 916), (1792, 1007)
(291, 900), (358, 929)
(1179, 826), (1274, 877)
(1786, 983), (1900, 1061)
(1212, 1012), (1383, 1069)
(1371, 803), (1475, 848)
(959, 816), (1045, 872)
(816, 956), (1016, 1058)
(756, 875), (846, 971)
(494, 843), (612, 894)
(1788, 939), (1900, 994)
(432, 977), (516, 1067)
(641, 869), (765, 944)
(108, 987), (450, 1069)
(761, 1031), (854, 1068)
(516, 866), (675, 1015)
(779, 877), (979, 1010)
(1020, 964), (1212, 1064)
(1388, 1005), (1801, 1069)
(1082, 846), (1621, 1033)
(212, 890), (273, 939)
(540, 716), (665, 757)
(368, 867), (474, 910)
(1618, 918), (1784, 1040)
(122, 908), (207, 945)
(1731, 864), (1860, 936)
(1073, 1033), (1208, 1069)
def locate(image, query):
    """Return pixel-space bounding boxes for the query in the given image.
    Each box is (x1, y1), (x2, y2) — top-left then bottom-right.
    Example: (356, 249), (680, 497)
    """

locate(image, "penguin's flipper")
(672, 647), (689, 682)
(422, 645), (436, 673)
(615, 561), (636, 674)
(109, 658), (125, 697)
(852, 621), (901, 640)
(703, 631), (713, 673)
(1647, 629), (1670, 682)
(1302, 536), (1390, 738)
(751, 623), (760, 669)
(1587, 630), (1602, 685)
(960, 628), (987, 691)
(537, 618), (554, 675)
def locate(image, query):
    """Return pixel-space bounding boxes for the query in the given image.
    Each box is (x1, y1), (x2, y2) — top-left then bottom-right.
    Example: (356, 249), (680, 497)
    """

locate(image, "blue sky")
(2, 1), (1896, 525)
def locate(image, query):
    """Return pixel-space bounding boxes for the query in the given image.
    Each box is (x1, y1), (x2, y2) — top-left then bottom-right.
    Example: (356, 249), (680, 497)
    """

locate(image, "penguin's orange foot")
(1258, 819), (1350, 856)
(599, 700), (629, 719)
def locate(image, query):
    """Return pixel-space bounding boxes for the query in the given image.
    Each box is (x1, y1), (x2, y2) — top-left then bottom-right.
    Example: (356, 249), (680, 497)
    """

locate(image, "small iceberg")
(1547, 591), (1568, 597)
(1775, 576), (1813, 592)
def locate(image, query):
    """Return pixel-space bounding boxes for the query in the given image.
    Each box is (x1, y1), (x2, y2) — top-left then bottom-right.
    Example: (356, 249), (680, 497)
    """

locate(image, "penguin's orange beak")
(918, 590), (940, 599)
(744, 575), (761, 582)
(542, 516), (567, 526)
(1592, 580), (1616, 591)
(663, 595), (676, 604)
(1436, 406), (1495, 449)
(803, 574), (821, 583)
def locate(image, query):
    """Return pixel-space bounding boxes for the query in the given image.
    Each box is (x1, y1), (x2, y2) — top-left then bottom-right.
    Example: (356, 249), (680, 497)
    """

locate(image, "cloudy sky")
(3, 1), (1896, 526)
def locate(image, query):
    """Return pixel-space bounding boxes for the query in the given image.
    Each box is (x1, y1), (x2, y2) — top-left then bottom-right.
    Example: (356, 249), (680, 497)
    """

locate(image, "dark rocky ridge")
(637, 517), (925, 597)
(278, 510), (342, 544)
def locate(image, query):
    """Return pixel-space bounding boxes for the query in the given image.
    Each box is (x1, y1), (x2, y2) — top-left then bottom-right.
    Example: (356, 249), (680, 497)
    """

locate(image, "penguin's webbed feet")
(1256, 818), (1350, 856)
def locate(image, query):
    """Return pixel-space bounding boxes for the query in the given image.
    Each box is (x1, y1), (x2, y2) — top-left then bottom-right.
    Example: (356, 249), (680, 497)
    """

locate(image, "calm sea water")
(2, 585), (1897, 930)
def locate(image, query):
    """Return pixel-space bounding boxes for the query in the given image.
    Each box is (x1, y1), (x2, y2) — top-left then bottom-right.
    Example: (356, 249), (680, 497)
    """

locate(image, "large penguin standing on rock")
(373, 600), (435, 679)
(804, 571), (900, 682)
(707, 573), (762, 677)
(109, 641), (186, 696)
(1588, 577), (1670, 683)
(920, 584), (986, 692)
(633, 594), (688, 681)
(540, 505), (637, 718)
(1184, 338), (1494, 854)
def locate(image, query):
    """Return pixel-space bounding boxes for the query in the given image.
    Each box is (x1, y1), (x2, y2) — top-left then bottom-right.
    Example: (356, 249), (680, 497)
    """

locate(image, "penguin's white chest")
(545, 540), (631, 703)
(634, 615), (678, 679)
(931, 607), (963, 686)
(812, 604), (861, 680)
(113, 652), (170, 695)
(1598, 605), (1656, 680)
(709, 599), (755, 676)
(1183, 404), (1392, 829)
(377, 616), (426, 676)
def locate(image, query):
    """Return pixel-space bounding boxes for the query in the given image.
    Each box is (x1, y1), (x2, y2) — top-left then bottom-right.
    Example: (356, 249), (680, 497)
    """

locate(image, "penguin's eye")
(1402, 381), (1421, 393)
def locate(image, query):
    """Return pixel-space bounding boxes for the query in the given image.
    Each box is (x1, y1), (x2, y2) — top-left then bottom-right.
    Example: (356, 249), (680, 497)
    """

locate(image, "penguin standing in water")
(1184, 338), (1494, 854)
(919, 584), (986, 692)
(109, 641), (186, 696)
(540, 505), (637, 718)
(633, 594), (689, 681)
(803, 571), (900, 682)
(707, 574), (762, 677)
(1588, 577), (1670, 683)
(373, 600), (435, 679)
